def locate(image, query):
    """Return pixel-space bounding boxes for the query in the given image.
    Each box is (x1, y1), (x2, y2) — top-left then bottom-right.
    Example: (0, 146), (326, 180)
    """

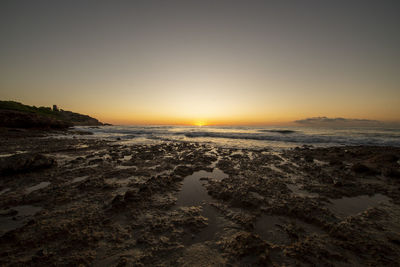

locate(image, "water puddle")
(0, 205), (43, 236)
(72, 176), (89, 183)
(328, 194), (390, 218)
(26, 182), (50, 194)
(174, 168), (228, 245)
(175, 169), (227, 207)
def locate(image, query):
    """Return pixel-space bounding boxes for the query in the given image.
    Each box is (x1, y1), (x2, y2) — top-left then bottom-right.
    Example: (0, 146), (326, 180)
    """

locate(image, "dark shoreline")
(0, 128), (399, 266)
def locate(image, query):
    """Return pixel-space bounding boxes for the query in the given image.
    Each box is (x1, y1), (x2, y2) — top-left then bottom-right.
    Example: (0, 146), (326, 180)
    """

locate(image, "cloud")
(294, 117), (382, 126)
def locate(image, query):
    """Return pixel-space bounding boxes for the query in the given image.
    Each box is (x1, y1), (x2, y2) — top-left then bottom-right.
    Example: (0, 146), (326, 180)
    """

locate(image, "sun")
(194, 121), (206, 127)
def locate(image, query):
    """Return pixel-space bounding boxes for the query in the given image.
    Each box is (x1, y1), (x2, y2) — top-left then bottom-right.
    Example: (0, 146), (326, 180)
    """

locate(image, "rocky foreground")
(0, 129), (400, 266)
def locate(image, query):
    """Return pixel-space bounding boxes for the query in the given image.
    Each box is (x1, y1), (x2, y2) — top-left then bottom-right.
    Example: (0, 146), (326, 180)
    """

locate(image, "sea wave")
(74, 126), (400, 147)
(257, 129), (297, 134)
(179, 131), (400, 146)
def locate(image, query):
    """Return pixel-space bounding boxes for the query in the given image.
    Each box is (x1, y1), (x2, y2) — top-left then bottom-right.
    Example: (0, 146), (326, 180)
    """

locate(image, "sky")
(0, 0), (399, 126)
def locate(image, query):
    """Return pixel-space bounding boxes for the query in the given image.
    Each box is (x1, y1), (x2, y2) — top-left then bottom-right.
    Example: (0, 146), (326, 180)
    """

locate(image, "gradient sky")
(1, 0), (399, 125)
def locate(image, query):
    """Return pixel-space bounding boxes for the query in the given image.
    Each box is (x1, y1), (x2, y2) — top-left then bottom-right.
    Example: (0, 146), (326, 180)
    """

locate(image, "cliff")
(0, 100), (106, 129)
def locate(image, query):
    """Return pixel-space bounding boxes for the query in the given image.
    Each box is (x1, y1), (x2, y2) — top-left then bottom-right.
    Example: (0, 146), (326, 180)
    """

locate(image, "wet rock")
(173, 165), (194, 178)
(0, 109), (72, 129)
(111, 194), (125, 208)
(124, 189), (140, 202)
(88, 158), (103, 165)
(383, 167), (400, 178)
(0, 153), (55, 175)
(304, 155), (314, 163)
(351, 163), (378, 174)
(0, 209), (18, 216)
(387, 232), (400, 245)
(218, 231), (270, 264)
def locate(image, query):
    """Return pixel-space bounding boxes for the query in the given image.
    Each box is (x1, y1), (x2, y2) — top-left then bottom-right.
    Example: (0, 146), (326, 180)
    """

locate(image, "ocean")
(72, 125), (400, 149)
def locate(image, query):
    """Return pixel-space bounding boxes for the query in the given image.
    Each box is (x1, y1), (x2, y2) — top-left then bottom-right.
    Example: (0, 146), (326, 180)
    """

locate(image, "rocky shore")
(0, 129), (399, 266)
(0, 101), (106, 129)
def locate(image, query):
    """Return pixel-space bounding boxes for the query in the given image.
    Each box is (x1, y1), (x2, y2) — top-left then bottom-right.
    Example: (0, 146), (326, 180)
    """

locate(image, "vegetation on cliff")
(0, 100), (106, 129)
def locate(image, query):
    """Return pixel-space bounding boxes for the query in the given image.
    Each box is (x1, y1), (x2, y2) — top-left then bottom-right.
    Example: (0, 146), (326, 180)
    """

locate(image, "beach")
(0, 127), (400, 266)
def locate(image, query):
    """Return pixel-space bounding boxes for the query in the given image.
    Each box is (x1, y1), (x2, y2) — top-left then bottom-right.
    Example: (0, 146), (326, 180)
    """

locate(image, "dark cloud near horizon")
(295, 117), (382, 126)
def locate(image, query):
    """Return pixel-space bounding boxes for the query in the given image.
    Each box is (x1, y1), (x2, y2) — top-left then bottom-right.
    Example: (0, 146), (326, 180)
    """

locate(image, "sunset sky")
(1, 1), (399, 125)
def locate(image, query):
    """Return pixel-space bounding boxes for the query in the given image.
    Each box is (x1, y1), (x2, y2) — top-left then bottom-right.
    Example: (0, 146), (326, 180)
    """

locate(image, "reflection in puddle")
(328, 194), (390, 218)
(175, 169), (228, 207)
(0, 205), (43, 236)
(174, 168), (228, 245)
(26, 182), (50, 194)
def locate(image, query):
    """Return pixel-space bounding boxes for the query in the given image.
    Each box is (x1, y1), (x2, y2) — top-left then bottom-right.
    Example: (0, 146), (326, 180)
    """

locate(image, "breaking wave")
(73, 126), (400, 148)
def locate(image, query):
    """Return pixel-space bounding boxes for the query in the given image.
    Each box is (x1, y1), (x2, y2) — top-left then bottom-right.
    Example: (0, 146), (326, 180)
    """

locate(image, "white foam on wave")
(72, 126), (400, 148)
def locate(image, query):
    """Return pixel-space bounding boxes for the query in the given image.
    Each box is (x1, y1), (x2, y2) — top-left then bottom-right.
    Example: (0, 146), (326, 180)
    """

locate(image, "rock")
(88, 158), (103, 165)
(0, 209), (18, 216)
(383, 167), (400, 178)
(173, 165), (194, 177)
(351, 163), (378, 174)
(304, 155), (314, 163)
(218, 232), (270, 263)
(111, 195), (125, 208)
(0, 153), (55, 175)
(124, 190), (140, 201)
(0, 109), (72, 129)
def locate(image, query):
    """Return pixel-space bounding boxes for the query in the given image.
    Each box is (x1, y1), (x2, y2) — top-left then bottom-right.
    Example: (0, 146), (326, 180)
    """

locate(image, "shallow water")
(174, 168), (228, 245)
(328, 194), (390, 218)
(26, 182), (50, 194)
(0, 205), (43, 236)
(175, 169), (228, 207)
